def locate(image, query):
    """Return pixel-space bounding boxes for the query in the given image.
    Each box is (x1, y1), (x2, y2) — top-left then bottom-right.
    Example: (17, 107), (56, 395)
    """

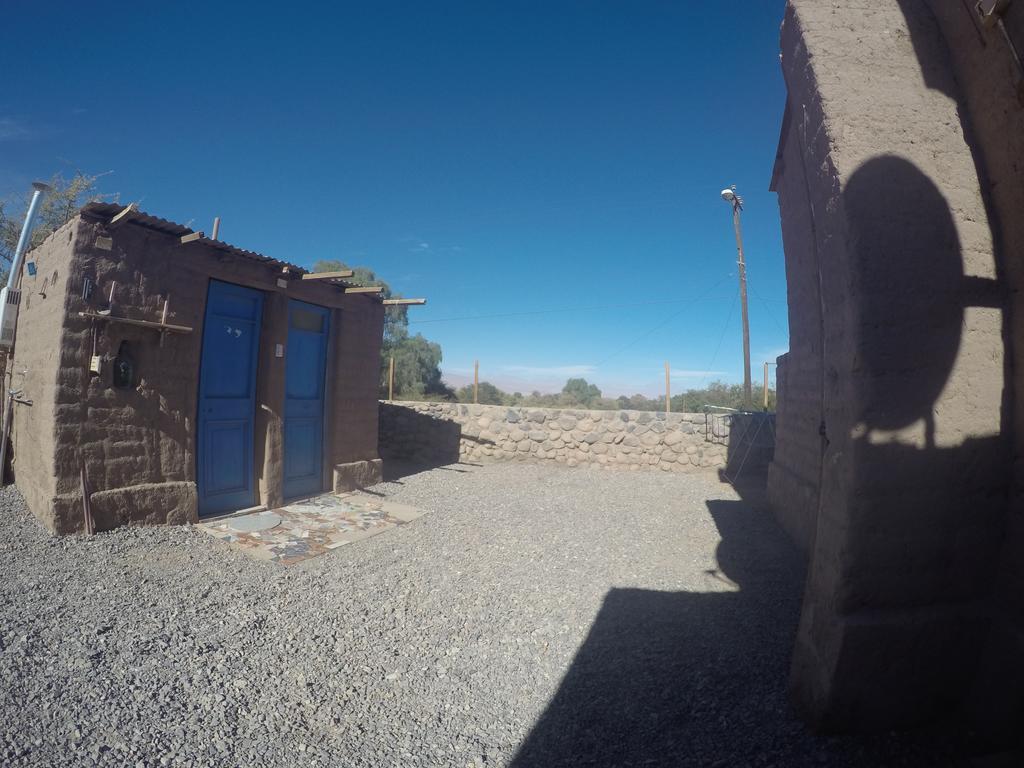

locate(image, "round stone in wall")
(228, 512), (283, 533)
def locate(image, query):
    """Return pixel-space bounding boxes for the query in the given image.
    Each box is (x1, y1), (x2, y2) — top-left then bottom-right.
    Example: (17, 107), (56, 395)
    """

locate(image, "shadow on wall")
(508, 497), (960, 767)
(889, 4), (1022, 749)
(844, 156), (985, 442)
(789, 153), (1012, 737)
(722, 411), (776, 491)
(378, 403), (462, 481)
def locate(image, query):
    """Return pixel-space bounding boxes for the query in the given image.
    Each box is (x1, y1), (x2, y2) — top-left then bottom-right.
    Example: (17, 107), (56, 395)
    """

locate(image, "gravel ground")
(1, 462), (959, 767)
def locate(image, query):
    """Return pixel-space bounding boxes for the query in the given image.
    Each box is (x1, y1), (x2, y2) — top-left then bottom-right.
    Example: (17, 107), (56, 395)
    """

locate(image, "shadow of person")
(841, 155), (999, 448)
(508, 494), (967, 766)
(508, 498), (858, 767)
(787, 155), (1011, 744)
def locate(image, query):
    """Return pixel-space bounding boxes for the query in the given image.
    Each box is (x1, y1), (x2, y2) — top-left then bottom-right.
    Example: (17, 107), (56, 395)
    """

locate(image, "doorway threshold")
(198, 504), (269, 524)
(195, 491), (424, 565)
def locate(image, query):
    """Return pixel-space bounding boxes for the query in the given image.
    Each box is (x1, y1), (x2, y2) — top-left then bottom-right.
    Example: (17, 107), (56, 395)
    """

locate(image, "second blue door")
(283, 300), (330, 499)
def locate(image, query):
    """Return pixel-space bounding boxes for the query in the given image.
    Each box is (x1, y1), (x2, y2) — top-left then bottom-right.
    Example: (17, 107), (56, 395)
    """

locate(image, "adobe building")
(7, 202), (386, 534)
(767, 0), (1023, 748)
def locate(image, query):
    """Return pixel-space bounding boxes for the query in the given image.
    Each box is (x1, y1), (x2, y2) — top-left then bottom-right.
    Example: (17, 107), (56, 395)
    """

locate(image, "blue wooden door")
(283, 300), (330, 499)
(197, 280), (264, 516)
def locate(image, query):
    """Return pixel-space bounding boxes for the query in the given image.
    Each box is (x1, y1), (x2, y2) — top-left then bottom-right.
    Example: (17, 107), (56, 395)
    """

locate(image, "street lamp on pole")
(721, 185), (753, 408)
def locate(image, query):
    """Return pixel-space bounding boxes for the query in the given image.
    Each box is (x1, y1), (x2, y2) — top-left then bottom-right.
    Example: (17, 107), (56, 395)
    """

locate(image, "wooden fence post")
(388, 356), (395, 402)
(473, 360), (479, 404)
(763, 361), (769, 411)
(665, 361), (671, 414)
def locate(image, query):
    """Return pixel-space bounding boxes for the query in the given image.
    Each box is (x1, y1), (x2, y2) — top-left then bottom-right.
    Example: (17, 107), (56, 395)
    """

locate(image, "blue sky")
(2, 1), (788, 397)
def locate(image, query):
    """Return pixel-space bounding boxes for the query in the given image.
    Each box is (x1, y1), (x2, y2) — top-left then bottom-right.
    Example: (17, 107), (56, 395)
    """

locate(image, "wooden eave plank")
(301, 270), (354, 281)
(108, 203), (138, 228)
(344, 286), (385, 294)
(382, 298), (427, 305)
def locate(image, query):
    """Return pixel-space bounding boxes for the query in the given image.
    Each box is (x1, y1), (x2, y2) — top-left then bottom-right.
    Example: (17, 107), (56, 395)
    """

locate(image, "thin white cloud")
(400, 236), (464, 255)
(0, 117), (30, 141)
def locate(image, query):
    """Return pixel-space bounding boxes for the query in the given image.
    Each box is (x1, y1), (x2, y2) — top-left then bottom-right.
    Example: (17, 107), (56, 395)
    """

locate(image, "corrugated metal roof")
(80, 202), (309, 275)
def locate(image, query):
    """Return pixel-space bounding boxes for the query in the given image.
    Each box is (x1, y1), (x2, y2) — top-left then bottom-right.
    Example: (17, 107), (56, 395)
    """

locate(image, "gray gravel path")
(1, 462), (957, 767)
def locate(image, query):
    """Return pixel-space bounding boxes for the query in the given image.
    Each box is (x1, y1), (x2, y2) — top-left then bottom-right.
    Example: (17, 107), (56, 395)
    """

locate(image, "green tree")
(1, 172), (106, 281)
(624, 393), (655, 410)
(561, 377), (602, 407)
(456, 380), (504, 405)
(669, 380), (776, 413)
(312, 259), (453, 400)
(312, 259), (407, 342)
(390, 333), (449, 398)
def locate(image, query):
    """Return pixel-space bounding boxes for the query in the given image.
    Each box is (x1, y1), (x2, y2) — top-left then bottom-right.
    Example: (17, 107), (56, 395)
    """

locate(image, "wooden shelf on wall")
(78, 311), (194, 334)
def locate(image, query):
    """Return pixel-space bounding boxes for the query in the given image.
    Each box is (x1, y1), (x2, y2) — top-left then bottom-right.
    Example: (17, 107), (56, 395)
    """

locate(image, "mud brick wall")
(764, 48), (827, 554)
(379, 402), (733, 473)
(915, 0), (1024, 747)
(11, 212), (385, 534)
(7, 218), (80, 530)
(770, 0), (1022, 741)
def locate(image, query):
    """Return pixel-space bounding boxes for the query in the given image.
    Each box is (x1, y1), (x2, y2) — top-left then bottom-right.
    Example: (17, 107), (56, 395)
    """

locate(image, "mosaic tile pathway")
(196, 492), (424, 565)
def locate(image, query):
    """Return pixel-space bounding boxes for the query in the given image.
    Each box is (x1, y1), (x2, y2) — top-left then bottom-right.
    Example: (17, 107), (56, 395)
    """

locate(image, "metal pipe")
(6, 182), (51, 291)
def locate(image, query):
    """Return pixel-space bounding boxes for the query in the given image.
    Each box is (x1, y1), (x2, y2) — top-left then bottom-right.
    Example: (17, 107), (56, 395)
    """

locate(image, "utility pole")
(721, 185), (752, 408)
(473, 360), (479, 404)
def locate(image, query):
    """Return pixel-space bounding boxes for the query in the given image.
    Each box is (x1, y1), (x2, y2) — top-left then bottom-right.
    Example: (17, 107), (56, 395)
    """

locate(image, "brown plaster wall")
(254, 291), (289, 510)
(771, 0), (1017, 735)
(765, 100), (825, 554)
(912, 0), (1024, 744)
(11, 213), (385, 533)
(329, 294), (384, 490)
(8, 218), (79, 531)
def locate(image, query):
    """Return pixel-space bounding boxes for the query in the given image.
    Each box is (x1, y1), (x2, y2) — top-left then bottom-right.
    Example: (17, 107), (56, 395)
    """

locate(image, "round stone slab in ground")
(227, 512), (282, 532)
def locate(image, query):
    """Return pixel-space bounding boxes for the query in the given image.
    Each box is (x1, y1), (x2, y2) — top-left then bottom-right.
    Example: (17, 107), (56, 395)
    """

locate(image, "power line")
(748, 280), (788, 336)
(695, 292), (739, 393)
(595, 276), (733, 365)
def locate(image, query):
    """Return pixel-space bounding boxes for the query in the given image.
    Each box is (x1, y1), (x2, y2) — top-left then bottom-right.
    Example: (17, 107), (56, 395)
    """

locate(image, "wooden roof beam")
(301, 270), (354, 281)
(344, 286), (385, 294)
(382, 298), (426, 306)
(108, 203), (138, 228)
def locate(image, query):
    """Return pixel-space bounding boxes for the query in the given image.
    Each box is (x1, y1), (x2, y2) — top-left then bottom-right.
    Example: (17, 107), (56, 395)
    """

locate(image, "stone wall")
(379, 402), (733, 472)
(769, 0), (1021, 742)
